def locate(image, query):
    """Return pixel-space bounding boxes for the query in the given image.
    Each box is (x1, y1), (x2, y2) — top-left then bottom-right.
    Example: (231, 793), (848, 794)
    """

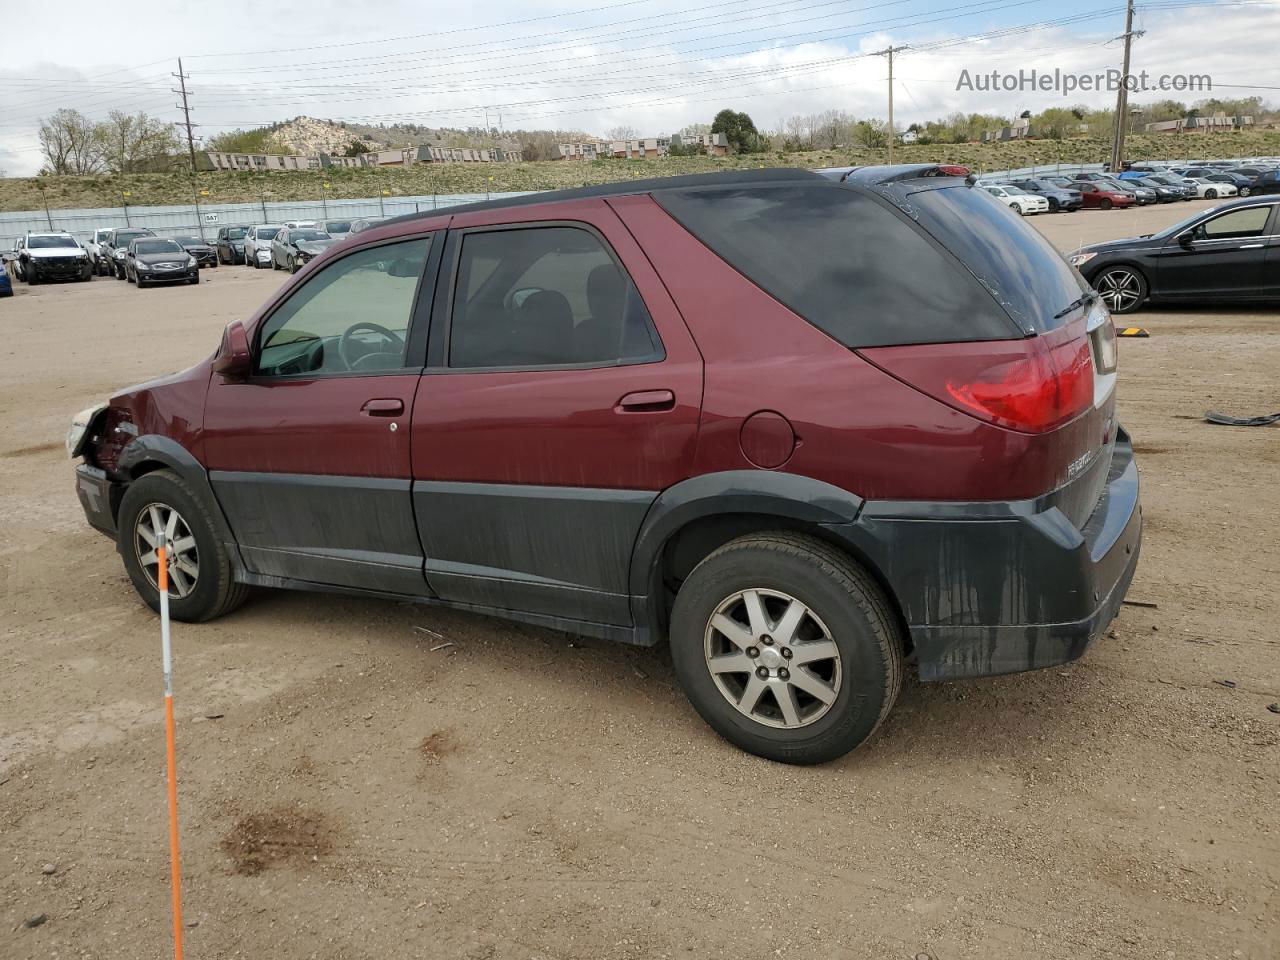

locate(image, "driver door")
(1156, 204), (1275, 299)
(202, 230), (442, 594)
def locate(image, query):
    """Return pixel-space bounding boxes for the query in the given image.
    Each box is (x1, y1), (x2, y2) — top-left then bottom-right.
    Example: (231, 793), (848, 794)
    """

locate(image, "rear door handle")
(616, 389), (675, 413)
(361, 398), (404, 416)
(1239, 243), (1264, 249)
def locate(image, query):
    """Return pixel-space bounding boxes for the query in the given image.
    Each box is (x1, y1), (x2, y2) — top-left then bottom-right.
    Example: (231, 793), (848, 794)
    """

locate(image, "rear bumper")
(827, 428), (1142, 680)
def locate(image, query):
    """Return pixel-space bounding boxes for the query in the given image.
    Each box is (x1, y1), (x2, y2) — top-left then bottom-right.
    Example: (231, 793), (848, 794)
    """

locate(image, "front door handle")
(616, 389), (675, 413)
(1239, 243), (1264, 249)
(361, 398), (404, 417)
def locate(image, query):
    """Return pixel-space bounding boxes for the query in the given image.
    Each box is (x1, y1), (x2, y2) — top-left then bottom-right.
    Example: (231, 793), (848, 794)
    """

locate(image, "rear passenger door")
(411, 199), (703, 627)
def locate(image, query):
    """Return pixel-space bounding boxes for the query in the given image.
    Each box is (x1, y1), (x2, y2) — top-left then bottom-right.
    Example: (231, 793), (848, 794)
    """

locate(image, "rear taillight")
(860, 331), (1094, 434)
(1088, 303), (1118, 374)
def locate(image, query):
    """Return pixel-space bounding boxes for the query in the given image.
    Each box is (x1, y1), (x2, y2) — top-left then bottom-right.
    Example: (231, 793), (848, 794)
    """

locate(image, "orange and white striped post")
(156, 533), (185, 960)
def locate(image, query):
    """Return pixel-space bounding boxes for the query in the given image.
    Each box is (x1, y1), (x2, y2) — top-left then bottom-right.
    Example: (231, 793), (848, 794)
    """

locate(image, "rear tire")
(117, 469), (250, 622)
(1239, 186), (1251, 197)
(1048, 198), (1059, 212)
(669, 532), (903, 765)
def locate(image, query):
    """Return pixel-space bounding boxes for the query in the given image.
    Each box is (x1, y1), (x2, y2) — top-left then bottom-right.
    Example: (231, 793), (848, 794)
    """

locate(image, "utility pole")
(873, 45), (909, 164)
(172, 58), (199, 174)
(1109, 0), (1143, 172)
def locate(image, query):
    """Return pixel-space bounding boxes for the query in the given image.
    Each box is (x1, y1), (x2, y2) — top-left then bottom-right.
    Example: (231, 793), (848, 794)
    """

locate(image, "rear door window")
(447, 226), (662, 369)
(654, 183), (1019, 348)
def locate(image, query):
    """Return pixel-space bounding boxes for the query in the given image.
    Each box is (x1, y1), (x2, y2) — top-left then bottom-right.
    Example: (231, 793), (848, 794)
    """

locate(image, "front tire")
(670, 533), (903, 765)
(1205, 189), (1217, 199)
(1095, 265), (1148, 314)
(1100, 198), (1113, 210)
(1239, 186), (1251, 197)
(117, 469), (250, 622)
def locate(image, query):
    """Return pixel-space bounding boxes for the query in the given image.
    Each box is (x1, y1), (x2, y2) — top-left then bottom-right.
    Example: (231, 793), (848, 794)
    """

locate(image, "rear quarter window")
(653, 183), (1019, 348)
(906, 185), (1089, 333)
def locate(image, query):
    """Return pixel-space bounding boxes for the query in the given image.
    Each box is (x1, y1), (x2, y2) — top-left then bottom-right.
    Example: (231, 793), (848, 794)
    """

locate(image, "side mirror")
(1178, 232), (1195, 248)
(212, 320), (252, 379)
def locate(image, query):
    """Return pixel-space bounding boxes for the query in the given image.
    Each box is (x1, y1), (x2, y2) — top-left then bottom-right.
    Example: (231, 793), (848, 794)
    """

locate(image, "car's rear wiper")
(1053, 290), (1098, 320)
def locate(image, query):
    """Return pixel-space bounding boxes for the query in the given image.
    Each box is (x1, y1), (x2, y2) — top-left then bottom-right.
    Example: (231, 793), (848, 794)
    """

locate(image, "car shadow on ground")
(228, 586), (1099, 771)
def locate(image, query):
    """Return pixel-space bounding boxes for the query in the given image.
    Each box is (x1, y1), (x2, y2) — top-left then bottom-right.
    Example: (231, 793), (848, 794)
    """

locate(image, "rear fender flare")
(628, 470), (865, 616)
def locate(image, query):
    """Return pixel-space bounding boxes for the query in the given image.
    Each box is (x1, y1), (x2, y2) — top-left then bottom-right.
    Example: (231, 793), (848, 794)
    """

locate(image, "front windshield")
(135, 240), (184, 255)
(95, 230), (112, 242)
(1149, 206), (1227, 240)
(226, 227), (248, 239)
(256, 227), (280, 239)
(116, 231), (152, 244)
(28, 236), (77, 249)
(324, 221), (352, 233)
(1002, 186), (1026, 195)
(292, 230), (331, 242)
(173, 237), (203, 245)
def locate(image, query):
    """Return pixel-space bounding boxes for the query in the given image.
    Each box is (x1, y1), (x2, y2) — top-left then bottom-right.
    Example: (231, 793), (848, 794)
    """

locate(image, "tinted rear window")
(906, 186), (1088, 333)
(654, 184), (1018, 348)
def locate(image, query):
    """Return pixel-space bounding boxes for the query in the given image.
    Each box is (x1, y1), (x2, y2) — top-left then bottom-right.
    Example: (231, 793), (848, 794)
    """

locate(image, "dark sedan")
(215, 226), (249, 265)
(1068, 196), (1280, 313)
(124, 238), (199, 288)
(1008, 179), (1082, 212)
(1131, 177), (1186, 203)
(1244, 169), (1280, 196)
(172, 236), (219, 269)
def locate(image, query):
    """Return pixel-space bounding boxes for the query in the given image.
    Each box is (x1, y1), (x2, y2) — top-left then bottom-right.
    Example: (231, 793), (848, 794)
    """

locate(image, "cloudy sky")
(2, 0), (1277, 174)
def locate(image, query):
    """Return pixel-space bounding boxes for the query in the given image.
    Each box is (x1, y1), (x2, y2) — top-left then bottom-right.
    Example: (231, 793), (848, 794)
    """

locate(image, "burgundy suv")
(69, 168), (1141, 764)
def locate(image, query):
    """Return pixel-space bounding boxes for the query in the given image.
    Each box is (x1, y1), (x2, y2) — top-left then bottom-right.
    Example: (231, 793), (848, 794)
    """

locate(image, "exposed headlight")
(187, 256), (197, 267)
(136, 262), (150, 271)
(66, 403), (107, 458)
(77, 250), (89, 259)
(113, 250), (127, 259)
(1068, 251), (1098, 267)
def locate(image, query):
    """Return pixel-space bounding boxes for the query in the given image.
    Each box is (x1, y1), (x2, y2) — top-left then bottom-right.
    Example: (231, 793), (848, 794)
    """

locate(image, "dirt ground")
(1, 202), (1277, 960)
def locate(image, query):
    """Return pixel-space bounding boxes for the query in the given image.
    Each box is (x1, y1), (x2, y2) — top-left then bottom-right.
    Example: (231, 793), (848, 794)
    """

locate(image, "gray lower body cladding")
(827, 428), (1142, 680)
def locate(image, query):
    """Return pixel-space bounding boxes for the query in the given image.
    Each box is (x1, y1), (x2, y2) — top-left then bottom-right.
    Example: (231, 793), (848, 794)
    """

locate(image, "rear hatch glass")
(903, 185), (1089, 333)
(653, 183), (1021, 348)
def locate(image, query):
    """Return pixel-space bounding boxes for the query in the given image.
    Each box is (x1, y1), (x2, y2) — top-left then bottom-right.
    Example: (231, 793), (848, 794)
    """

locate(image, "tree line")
(38, 109), (183, 175)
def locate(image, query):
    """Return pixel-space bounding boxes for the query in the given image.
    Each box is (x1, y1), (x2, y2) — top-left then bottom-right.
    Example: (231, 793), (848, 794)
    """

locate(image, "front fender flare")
(117, 435), (238, 552)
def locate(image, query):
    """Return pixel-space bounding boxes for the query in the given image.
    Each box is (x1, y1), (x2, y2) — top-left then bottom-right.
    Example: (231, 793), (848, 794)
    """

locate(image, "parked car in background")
(103, 228), (157, 279)
(282, 220), (317, 230)
(215, 226), (249, 265)
(1069, 196), (1280, 313)
(1227, 168), (1276, 194)
(270, 226), (338, 273)
(1069, 172), (1117, 184)
(67, 167), (1141, 765)
(1074, 182), (1136, 210)
(321, 219), (353, 240)
(1180, 178), (1238, 199)
(243, 225), (281, 269)
(1127, 176), (1185, 203)
(171, 235), (219, 269)
(124, 237), (199, 287)
(85, 227), (116, 276)
(1007, 179), (1082, 212)
(13, 232), (93, 284)
(1141, 174), (1196, 200)
(0, 257), (12, 297)
(1101, 179), (1157, 205)
(1202, 171), (1254, 190)
(983, 184), (1049, 215)
(348, 216), (387, 234)
(1245, 169), (1280, 196)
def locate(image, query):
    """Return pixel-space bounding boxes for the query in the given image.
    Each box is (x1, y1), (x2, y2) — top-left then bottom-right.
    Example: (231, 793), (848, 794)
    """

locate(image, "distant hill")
(270, 117), (383, 156)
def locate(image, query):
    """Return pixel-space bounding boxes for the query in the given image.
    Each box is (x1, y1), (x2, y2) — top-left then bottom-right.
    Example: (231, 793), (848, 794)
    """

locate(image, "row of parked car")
(3, 216), (390, 292)
(980, 160), (1280, 215)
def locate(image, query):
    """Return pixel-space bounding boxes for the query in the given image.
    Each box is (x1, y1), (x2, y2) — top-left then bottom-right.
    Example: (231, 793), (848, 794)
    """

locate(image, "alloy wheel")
(134, 502), (200, 599)
(703, 588), (842, 729)
(1097, 268), (1142, 312)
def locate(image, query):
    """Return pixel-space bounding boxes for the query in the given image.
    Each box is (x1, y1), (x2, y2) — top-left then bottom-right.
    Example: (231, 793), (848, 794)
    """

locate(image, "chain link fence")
(1, 192), (535, 250)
